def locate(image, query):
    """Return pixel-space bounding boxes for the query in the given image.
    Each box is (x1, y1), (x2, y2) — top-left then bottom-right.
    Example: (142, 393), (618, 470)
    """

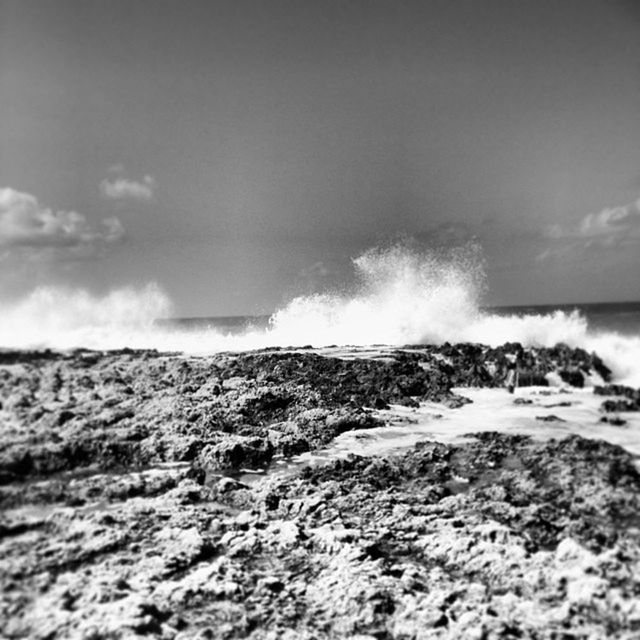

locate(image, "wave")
(1, 244), (639, 386)
(0, 284), (172, 351)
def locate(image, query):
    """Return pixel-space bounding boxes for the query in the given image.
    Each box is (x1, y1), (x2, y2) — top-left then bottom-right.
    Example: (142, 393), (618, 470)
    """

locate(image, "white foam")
(267, 244), (484, 346)
(301, 386), (640, 462)
(0, 284), (171, 350)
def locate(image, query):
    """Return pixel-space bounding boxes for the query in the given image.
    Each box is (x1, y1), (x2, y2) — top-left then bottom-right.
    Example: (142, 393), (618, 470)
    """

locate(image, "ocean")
(487, 301), (640, 338)
(163, 301), (640, 339)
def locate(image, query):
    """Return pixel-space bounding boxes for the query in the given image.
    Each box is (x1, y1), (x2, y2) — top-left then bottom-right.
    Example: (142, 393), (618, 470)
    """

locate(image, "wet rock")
(544, 400), (572, 408)
(535, 414), (566, 422)
(55, 409), (75, 426)
(601, 398), (640, 413)
(559, 368), (585, 387)
(235, 386), (297, 424)
(600, 415), (627, 426)
(223, 351), (453, 407)
(197, 436), (274, 471)
(595, 384), (640, 400)
(441, 394), (472, 409)
(215, 477), (250, 493)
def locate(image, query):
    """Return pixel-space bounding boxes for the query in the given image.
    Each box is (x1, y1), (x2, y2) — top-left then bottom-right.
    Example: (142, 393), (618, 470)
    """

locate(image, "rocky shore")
(1, 344), (639, 639)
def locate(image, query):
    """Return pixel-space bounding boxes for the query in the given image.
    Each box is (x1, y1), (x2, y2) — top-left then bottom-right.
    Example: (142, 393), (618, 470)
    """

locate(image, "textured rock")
(0, 346), (636, 639)
(595, 384), (640, 413)
(198, 436), (275, 471)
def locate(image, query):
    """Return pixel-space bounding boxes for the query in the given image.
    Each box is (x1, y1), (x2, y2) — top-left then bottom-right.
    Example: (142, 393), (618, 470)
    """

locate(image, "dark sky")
(1, 0), (640, 315)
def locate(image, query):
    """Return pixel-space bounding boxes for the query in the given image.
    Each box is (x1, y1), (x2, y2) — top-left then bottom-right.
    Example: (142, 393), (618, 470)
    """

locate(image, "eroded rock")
(0, 347), (636, 639)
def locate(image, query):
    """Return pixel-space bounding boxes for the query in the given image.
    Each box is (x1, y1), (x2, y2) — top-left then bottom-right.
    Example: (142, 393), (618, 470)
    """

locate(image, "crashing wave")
(1, 243), (638, 385)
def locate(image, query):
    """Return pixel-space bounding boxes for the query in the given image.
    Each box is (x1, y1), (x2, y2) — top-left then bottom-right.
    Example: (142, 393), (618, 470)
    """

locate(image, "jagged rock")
(595, 384), (640, 400)
(602, 398), (640, 412)
(600, 415), (627, 426)
(1, 346), (637, 639)
(559, 368), (585, 387)
(198, 436), (274, 471)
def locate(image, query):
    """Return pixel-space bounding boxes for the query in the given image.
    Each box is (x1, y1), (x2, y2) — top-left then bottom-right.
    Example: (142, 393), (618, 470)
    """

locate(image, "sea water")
(164, 301), (640, 340)
(489, 302), (640, 338)
(298, 386), (640, 465)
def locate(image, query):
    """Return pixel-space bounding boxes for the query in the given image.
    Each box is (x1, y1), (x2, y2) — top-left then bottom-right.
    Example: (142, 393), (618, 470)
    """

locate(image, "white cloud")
(578, 199), (640, 241)
(0, 187), (124, 257)
(537, 195), (640, 262)
(547, 197), (640, 243)
(100, 175), (155, 201)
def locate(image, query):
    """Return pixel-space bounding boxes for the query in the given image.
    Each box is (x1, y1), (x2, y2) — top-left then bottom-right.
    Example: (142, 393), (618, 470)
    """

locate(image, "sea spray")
(584, 332), (640, 387)
(1, 243), (639, 386)
(0, 283), (172, 350)
(269, 243), (486, 345)
(464, 310), (590, 349)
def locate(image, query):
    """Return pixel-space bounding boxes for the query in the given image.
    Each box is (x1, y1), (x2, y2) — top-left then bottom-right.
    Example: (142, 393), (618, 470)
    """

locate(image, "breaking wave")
(0, 284), (172, 351)
(1, 244), (639, 385)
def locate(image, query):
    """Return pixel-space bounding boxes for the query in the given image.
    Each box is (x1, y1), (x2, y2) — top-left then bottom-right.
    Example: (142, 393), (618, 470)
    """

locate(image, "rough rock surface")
(1, 345), (638, 639)
(595, 385), (640, 413)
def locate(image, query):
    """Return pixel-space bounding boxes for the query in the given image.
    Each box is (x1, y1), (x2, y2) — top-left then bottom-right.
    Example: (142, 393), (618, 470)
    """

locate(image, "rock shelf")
(1, 344), (639, 639)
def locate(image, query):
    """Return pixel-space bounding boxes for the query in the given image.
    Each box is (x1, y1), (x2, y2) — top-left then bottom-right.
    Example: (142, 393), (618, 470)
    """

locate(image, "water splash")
(269, 243), (486, 345)
(0, 284), (172, 351)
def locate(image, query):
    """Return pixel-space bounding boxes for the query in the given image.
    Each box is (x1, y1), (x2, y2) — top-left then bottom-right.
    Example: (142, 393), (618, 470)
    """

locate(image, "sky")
(1, 0), (640, 316)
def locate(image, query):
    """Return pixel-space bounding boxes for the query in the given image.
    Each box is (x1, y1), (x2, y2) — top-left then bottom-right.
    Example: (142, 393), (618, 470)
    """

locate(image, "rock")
(277, 521), (300, 546)
(600, 415), (627, 426)
(601, 398), (640, 413)
(56, 409), (76, 426)
(373, 397), (390, 410)
(558, 369), (585, 387)
(1, 347), (638, 639)
(535, 414), (566, 422)
(442, 394), (472, 409)
(235, 509), (255, 528)
(216, 477), (250, 493)
(198, 436), (274, 471)
(258, 575), (285, 593)
(594, 384), (640, 400)
(598, 387), (640, 414)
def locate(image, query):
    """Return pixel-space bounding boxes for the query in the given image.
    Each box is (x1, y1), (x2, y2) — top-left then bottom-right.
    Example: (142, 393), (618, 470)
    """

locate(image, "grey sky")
(1, 0), (640, 315)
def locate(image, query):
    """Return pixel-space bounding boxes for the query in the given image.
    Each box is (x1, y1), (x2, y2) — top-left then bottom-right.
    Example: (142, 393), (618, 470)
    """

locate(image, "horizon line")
(160, 299), (640, 322)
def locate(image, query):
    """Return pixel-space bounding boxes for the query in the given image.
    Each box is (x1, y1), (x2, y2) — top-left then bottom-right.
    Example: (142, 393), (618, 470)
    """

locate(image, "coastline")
(1, 344), (639, 638)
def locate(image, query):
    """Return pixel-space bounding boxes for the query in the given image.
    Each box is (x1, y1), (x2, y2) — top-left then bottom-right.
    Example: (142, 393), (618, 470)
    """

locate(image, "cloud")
(578, 200), (640, 242)
(0, 187), (124, 258)
(538, 195), (640, 262)
(100, 175), (155, 201)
